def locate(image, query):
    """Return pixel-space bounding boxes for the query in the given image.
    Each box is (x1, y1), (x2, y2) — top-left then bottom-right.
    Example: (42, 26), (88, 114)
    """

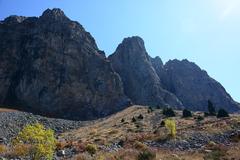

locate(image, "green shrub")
(204, 112), (209, 117)
(137, 114), (144, 120)
(137, 150), (156, 160)
(217, 109), (229, 118)
(196, 115), (204, 121)
(160, 120), (165, 127)
(132, 117), (137, 122)
(164, 119), (177, 138)
(13, 123), (56, 160)
(182, 109), (192, 118)
(148, 106), (154, 113)
(208, 100), (216, 116)
(162, 107), (175, 117)
(85, 144), (97, 155)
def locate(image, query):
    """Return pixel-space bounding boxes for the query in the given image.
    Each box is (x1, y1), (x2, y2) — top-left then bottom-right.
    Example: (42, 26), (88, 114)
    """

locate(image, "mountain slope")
(0, 8), (130, 120)
(109, 36), (183, 108)
(110, 37), (239, 112)
(159, 59), (239, 112)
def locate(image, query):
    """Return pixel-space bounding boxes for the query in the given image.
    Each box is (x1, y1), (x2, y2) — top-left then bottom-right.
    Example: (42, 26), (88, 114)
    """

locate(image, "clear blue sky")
(0, 0), (239, 102)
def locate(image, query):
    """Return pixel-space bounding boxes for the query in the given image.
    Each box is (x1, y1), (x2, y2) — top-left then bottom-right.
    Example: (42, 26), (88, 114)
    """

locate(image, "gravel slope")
(0, 111), (87, 143)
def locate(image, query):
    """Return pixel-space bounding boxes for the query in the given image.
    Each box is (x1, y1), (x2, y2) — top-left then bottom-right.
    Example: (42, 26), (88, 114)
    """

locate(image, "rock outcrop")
(0, 8), (130, 120)
(109, 36), (183, 108)
(157, 59), (239, 112)
(110, 37), (239, 112)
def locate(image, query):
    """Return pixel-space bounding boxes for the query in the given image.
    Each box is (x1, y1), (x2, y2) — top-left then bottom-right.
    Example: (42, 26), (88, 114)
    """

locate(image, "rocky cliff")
(0, 8), (238, 120)
(110, 37), (239, 112)
(109, 36), (183, 108)
(159, 59), (239, 112)
(0, 8), (130, 120)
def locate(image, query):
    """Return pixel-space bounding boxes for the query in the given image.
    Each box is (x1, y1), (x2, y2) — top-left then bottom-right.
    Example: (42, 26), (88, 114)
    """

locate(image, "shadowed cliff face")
(109, 36), (183, 108)
(158, 59), (240, 112)
(0, 8), (130, 120)
(109, 37), (239, 112)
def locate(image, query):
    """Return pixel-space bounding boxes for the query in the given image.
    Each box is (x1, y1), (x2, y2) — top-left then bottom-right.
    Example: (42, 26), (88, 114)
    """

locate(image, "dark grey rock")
(157, 59), (240, 112)
(0, 8), (130, 120)
(109, 36), (183, 108)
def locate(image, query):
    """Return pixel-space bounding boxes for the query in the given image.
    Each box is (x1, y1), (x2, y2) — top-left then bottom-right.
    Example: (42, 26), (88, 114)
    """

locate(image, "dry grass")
(0, 108), (18, 112)
(63, 105), (155, 144)
(0, 144), (7, 154)
(59, 105), (240, 160)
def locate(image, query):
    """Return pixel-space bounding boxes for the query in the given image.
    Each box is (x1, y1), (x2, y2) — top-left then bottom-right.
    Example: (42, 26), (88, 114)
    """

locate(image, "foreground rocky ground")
(0, 106), (240, 160)
(0, 109), (87, 144)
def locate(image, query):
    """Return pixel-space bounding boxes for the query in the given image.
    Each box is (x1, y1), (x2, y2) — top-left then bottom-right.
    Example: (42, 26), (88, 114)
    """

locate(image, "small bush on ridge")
(162, 107), (175, 117)
(196, 115), (204, 121)
(138, 149), (156, 160)
(217, 109), (229, 118)
(182, 109), (192, 118)
(132, 117), (137, 122)
(208, 100), (216, 116)
(85, 144), (97, 155)
(137, 114), (144, 120)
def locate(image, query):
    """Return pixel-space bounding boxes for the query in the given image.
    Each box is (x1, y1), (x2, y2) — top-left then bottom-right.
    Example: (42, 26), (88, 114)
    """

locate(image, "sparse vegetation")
(204, 145), (227, 160)
(197, 115), (204, 122)
(162, 107), (176, 117)
(164, 119), (177, 138)
(204, 112), (210, 117)
(11, 144), (31, 157)
(217, 109), (229, 118)
(148, 106), (154, 113)
(160, 120), (165, 127)
(0, 144), (7, 154)
(134, 141), (148, 151)
(132, 117), (137, 122)
(7, 105), (235, 160)
(182, 109), (192, 118)
(138, 114), (144, 120)
(85, 144), (98, 156)
(208, 100), (216, 116)
(137, 149), (156, 160)
(12, 123), (56, 160)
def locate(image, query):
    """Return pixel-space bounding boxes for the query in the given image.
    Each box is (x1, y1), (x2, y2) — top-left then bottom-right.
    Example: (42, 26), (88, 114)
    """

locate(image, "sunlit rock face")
(0, 8), (130, 120)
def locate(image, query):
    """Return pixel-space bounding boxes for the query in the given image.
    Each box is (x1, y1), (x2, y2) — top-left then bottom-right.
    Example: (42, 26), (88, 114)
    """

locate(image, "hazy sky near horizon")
(0, 0), (239, 102)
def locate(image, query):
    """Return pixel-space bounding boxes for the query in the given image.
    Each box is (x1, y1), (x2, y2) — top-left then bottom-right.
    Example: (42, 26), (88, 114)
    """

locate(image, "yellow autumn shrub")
(0, 144), (7, 154)
(13, 123), (56, 160)
(164, 119), (176, 138)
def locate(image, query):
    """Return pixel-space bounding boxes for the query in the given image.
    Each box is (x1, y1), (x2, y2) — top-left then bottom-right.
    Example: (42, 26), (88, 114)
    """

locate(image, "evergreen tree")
(182, 109), (192, 118)
(208, 100), (216, 116)
(162, 107), (176, 117)
(217, 109), (229, 118)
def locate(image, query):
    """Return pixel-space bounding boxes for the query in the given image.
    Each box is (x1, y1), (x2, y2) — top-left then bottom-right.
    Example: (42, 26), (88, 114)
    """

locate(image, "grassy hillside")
(56, 105), (240, 160)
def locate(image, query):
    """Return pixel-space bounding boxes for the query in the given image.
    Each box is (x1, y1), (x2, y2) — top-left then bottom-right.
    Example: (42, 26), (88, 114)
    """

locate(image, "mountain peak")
(120, 36), (145, 50)
(40, 8), (68, 21)
(2, 15), (27, 24)
(112, 36), (148, 60)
